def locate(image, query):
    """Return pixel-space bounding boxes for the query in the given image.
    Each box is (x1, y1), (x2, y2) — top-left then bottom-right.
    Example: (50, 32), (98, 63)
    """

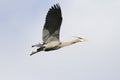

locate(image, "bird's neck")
(60, 38), (81, 47)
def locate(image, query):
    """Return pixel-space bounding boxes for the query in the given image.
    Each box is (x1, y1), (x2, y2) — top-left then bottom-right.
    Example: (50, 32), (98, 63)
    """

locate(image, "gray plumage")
(42, 4), (62, 44)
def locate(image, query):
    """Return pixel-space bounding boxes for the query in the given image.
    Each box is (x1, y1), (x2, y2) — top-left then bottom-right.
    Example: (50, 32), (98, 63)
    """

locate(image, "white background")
(0, 0), (120, 80)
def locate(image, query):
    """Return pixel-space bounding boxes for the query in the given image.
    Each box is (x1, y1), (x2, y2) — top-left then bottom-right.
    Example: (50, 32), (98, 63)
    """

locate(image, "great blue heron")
(30, 4), (86, 56)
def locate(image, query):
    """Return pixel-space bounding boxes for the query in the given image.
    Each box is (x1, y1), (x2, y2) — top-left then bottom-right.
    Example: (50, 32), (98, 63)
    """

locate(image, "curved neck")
(60, 38), (81, 47)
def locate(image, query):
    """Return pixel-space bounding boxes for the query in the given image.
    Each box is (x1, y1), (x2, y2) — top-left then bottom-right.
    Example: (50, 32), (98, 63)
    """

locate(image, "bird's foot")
(30, 51), (37, 56)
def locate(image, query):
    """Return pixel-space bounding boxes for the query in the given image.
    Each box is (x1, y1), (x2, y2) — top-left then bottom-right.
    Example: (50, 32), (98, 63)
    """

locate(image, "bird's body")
(30, 4), (86, 56)
(43, 41), (61, 51)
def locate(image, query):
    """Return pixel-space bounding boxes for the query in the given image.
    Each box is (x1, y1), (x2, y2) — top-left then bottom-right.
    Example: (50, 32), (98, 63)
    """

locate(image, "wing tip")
(50, 3), (61, 10)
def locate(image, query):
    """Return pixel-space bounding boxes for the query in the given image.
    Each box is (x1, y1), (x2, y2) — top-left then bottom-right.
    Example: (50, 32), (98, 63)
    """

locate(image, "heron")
(30, 4), (86, 56)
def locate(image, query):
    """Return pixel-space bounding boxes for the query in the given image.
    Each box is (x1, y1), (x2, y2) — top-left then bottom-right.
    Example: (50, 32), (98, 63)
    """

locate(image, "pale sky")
(0, 0), (120, 80)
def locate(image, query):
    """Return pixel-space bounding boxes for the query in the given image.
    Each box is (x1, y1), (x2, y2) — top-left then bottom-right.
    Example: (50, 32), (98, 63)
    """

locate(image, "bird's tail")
(32, 43), (43, 47)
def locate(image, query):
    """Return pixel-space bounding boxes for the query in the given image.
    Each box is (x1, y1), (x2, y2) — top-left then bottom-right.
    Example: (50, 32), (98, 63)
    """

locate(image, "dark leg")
(30, 47), (45, 56)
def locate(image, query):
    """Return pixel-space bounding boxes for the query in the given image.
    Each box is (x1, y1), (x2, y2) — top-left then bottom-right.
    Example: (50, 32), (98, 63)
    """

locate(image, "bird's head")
(73, 36), (87, 42)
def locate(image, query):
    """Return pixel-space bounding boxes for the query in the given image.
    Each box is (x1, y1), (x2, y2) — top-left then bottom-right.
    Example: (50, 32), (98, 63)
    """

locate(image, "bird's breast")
(44, 41), (61, 51)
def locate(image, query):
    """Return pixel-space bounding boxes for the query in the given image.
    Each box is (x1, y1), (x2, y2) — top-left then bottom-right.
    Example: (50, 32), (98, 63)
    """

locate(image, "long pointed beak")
(80, 38), (88, 42)
(73, 36), (88, 42)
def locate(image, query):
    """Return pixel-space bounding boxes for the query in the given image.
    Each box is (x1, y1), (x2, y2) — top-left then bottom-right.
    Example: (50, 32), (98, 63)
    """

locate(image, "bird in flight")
(30, 4), (86, 56)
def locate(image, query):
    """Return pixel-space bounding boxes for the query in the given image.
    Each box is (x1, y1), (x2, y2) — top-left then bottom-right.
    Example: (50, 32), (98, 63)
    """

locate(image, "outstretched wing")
(42, 4), (62, 44)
